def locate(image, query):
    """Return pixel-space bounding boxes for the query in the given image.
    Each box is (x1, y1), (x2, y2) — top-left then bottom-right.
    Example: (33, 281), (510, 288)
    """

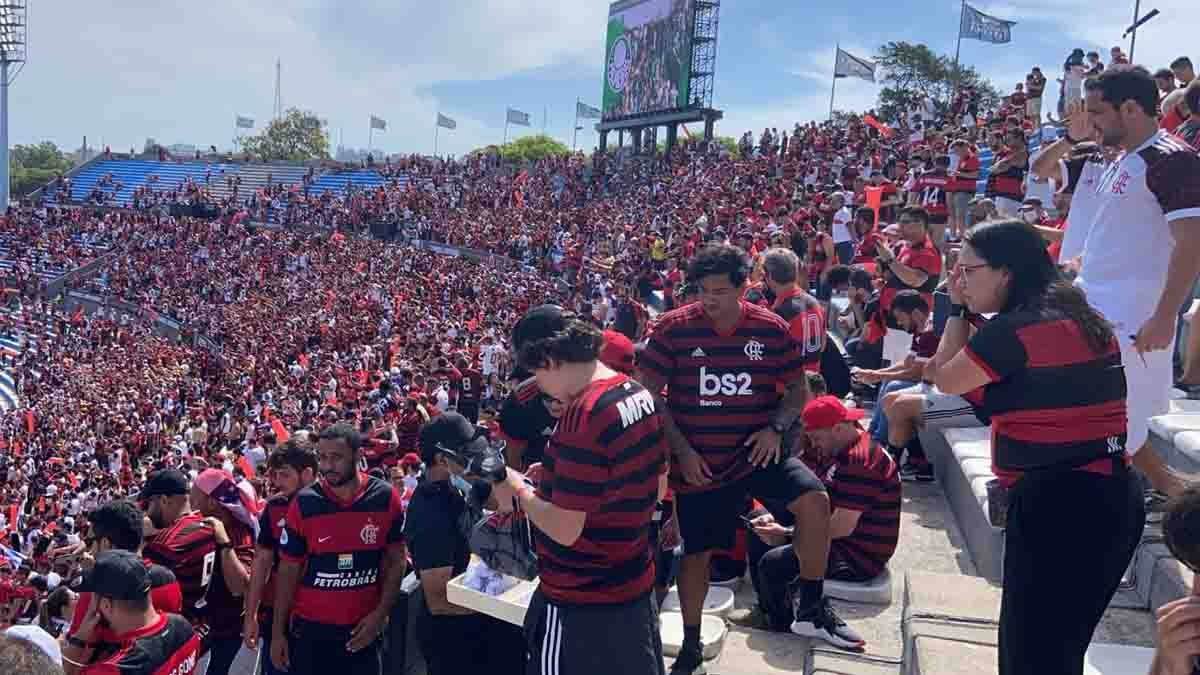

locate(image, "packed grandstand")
(1, 21), (1200, 675)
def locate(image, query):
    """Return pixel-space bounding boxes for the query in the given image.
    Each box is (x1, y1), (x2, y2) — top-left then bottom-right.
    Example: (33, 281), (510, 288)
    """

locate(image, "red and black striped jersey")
(69, 563), (182, 643)
(82, 613), (201, 675)
(803, 431), (900, 579)
(964, 311), (1127, 487)
(498, 377), (557, 465)
(640, 301), (807, 494)
(281, 475), (405, 633)
(771, 288), (826, 372)
(912, 171), (951, 217)
(255, 494), (293, 608)
(458, 368), (484, 404)
(143, 513), (216, 628)
(535, 374), (667, 605)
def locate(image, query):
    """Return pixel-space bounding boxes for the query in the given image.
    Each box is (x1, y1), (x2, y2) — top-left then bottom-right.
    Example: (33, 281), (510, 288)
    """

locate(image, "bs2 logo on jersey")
(699, 366), (753, 401)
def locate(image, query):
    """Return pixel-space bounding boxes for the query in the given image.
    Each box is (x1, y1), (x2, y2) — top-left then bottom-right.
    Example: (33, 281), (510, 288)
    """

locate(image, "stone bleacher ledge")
(918, 390), (1200, 613)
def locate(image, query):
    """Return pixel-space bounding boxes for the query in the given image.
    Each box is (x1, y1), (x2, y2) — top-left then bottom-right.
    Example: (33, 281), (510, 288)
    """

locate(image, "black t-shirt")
(498, 378), (558, 465)
(403, 480), (470, 575)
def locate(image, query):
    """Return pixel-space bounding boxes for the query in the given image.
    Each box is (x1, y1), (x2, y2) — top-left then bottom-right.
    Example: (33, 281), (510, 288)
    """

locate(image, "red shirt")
(81, 613), (201, 675)
(952, 154), (981, 192)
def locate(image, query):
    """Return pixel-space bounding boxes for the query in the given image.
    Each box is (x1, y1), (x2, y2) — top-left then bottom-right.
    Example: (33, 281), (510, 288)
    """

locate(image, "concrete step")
(900, 571), (1156, 675)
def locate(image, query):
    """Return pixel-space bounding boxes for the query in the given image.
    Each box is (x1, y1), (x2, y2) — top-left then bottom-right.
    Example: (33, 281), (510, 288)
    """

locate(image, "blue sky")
(8, 1), (1192, 158)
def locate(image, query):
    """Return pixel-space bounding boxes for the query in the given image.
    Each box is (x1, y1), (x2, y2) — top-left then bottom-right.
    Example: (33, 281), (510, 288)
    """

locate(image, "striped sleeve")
(830, 463), (884, 513)
(964, 316), (1027, 382)
(638, 325), (676, 381)
(279, 497), (308, 562)
(386, 485), (406, 544)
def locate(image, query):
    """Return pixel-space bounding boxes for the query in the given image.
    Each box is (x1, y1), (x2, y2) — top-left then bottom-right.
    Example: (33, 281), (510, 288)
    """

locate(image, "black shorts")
(676, 457), (825, 555)
(524, 588), (665, 675)
(928, 214), (949, 225)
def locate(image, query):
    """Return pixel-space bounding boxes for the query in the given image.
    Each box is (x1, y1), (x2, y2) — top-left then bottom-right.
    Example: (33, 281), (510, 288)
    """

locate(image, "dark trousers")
(287, 618), (383, 675)
(845, 337), (883, 370)
(205, 637), (241, 675)
(416, 609), (525, 675)
(746, 532), (873, 630)
(998, 464), (1143, 675)
(834, 241), (854, 265)
(524, 588), (664, 675)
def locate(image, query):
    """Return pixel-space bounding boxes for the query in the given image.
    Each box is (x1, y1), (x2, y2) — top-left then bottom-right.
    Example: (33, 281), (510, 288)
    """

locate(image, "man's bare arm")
(636, 369), (689, 456)
(770, 376), (812, 431)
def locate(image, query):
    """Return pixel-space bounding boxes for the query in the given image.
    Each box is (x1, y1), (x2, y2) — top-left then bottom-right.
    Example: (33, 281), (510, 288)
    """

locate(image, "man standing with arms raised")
(639, 245), (862, 675)
(1069, 66), (1200, 499)
(271, 424), (407, 675)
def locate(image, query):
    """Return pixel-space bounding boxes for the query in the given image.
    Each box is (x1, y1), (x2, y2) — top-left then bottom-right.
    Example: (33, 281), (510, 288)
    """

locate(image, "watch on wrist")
(66, 636), (95, 649)
(1064, 132), (1084, 144)
(769, 420), (788, 435)
(949, 304), (969, 318)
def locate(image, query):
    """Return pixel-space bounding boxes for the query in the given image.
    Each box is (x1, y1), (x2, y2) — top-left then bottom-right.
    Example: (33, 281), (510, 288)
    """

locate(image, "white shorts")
(899, 383), (985, 430)
(1121, 336), (1174, 453)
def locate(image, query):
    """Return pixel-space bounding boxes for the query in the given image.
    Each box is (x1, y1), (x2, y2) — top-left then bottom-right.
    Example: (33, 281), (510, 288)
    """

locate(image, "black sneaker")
(669, 641), (707, 675)
(791, 597), (865, 650)
(900, 460), (934, 482)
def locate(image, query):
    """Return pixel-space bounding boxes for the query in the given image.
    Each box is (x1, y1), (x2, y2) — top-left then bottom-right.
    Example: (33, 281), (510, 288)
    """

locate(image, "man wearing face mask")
(68, 551), (202, 675)
(405, 412), (526, 675)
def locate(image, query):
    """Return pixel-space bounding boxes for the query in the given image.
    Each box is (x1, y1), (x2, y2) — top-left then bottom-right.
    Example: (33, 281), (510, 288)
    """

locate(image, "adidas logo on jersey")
(691, 347), (707, 358)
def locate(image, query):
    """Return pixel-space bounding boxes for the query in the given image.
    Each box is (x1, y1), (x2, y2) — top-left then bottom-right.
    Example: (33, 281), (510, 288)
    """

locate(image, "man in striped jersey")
(491, 305), (669, 675)
(242, 440), (317, 675)
(638, 245), (863, 673)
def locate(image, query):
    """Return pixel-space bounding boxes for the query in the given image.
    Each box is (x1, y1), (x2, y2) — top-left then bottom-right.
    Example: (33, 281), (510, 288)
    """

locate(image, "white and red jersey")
(1077, 131), (1200, 333)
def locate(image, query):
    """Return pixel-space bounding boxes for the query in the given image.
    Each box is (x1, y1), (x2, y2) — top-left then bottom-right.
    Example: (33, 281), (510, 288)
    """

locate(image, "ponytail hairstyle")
(964, 219), (1115, 354)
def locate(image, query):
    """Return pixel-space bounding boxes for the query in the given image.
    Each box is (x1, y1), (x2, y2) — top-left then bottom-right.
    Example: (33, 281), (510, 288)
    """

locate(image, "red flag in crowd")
(271, 417), (290, 444)
(24, 411), (34, 434)
(863, 115), (894, 138)
(237, 455), (256, 479)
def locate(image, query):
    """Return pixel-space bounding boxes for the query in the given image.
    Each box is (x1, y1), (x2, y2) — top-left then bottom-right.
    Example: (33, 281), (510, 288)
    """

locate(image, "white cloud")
(10, 1), (605, 158)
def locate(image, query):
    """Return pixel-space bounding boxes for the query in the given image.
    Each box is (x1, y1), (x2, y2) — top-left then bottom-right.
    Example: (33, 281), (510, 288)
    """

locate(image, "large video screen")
(602, 0), (693, 119)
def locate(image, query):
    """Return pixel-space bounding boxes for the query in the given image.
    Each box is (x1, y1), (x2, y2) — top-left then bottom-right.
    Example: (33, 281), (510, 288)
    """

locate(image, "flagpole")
(829, 43), (839, 122)
(504, 119), (509, 146)
(1129, 0), (1141, 62)
(573, 99), (579, 151)
(952, 0), (966, 105)
(368, 121), (373, 155)
(435, 117), (440, 158)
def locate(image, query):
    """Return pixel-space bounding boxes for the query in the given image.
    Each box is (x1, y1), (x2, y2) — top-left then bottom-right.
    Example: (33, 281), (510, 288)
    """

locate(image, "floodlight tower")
(0, 1), (28, 209)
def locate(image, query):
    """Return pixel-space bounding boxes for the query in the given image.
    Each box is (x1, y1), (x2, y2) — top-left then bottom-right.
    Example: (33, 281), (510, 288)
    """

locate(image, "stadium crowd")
(0, 48), (1197, 675)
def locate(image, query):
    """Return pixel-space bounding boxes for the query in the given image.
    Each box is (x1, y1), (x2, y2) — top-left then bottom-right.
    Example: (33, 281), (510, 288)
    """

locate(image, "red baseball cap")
(600, 330), (636, 375)
(801, 395), (865, 431)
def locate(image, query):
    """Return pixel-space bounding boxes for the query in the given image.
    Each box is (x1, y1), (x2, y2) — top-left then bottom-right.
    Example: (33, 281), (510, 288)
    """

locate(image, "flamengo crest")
(360, 518), (380, 545)
(744, 340), (765, 361)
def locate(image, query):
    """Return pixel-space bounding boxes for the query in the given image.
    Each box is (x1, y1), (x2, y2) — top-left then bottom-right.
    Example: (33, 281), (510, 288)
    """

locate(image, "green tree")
(873, 41), (1000, 123)
(11, 141), (73, 197)
(472, 135), (571, 164)
(236, 108), (330, 161)
(713, 136), (740, 157)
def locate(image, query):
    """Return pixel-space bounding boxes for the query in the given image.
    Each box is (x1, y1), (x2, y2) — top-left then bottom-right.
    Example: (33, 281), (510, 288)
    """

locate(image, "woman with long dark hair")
(928, 219), (1144, 675)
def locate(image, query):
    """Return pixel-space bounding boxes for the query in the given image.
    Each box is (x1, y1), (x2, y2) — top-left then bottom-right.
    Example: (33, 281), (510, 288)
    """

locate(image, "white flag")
(506, 108), (531, 127)
(370, 115), (387, 131)
(437, 113), (457, 130)
(834, 48), (877, 83)
(236, 116), (254, 129)
(576, 102), (602, 120)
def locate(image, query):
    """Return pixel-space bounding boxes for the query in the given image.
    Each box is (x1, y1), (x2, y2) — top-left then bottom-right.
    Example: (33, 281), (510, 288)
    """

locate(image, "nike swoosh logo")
(318, 536), (332, 543)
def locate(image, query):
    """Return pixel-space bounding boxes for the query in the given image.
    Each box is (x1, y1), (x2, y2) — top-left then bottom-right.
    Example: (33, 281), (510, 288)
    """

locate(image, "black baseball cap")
(419, 412), (489, 465)
(75, 550), (151, 602)
(137, 468), (189, 501)
(510, 305), (568, 352)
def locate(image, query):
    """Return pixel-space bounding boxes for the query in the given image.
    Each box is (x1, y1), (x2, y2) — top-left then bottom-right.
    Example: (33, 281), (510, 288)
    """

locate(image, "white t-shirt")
(831, 207), (855, 244)
(1076, 131), (1200, 333)
(480, 344), (504, 376)
(1058, 155), (1107, 262)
